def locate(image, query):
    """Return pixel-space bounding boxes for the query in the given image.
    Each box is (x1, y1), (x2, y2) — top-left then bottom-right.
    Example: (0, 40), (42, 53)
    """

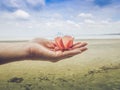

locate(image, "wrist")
(25, 42), (37, 60)
(24, 42), (33, 60)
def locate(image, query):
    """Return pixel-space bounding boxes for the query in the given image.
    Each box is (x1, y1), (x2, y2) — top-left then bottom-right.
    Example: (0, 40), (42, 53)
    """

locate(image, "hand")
(28, 38), (88, 62)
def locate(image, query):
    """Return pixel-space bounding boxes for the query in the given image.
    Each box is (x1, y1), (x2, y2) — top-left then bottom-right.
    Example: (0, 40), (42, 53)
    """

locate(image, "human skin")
(0, 38), (87, 64)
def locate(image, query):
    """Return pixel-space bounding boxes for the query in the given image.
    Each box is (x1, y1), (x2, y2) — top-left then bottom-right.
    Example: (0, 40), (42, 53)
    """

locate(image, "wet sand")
(0, 39), (120, 90)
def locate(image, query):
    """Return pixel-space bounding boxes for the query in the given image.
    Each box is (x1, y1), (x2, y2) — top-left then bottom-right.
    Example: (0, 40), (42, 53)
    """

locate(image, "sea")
(0, 34), (120, 41)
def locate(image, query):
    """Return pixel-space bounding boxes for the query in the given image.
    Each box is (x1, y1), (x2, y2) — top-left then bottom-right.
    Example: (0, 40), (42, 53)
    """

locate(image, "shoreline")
(0, 38), (120, 42)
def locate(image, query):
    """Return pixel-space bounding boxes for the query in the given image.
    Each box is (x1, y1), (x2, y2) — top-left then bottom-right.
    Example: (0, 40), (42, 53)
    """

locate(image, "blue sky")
(0, 0), (120, 40)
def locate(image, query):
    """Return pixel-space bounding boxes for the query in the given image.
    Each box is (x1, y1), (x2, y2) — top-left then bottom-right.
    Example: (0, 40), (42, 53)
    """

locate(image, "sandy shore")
(0, 39), (120, 90)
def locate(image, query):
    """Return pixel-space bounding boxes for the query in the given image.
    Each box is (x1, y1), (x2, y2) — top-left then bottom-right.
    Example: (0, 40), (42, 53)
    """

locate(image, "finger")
(47, 42), (56, 48)
(72, 42), (88, 49)
(62, 48), (82, 57)
(72, 42), (81, 47)
(62, 46), (88, 57)
(54, 46), (60, 50)
(52, 42), (57, 47)
(80, 47), (88, 52)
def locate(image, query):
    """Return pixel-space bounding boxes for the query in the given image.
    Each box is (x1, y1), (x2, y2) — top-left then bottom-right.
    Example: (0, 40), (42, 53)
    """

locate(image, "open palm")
(29, 38), (87, 62)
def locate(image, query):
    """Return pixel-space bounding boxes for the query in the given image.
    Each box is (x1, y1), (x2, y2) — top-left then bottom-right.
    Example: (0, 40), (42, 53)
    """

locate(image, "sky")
(0, 0), (120, 40)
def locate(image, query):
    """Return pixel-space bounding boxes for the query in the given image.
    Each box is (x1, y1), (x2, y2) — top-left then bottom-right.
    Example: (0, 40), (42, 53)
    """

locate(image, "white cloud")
(2, 0), (19, 8)
(84, 19), (95, 23)
(78, 13), (93, 18)
(0, 10), (30, 21)
(26, 0), (45, 6)
(66, 20), (80, 27)
(0, 17), (120, 40)
(52, 13), (63, 19)
(0, 0), (120, 40)
(0, 0), (46, 10)
(13, 9), (30, 20)
(8, 0), (20, 7)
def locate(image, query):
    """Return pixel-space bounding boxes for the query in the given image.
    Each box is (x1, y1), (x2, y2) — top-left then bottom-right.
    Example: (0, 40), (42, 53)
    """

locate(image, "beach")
(0, 39), (120, 90)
